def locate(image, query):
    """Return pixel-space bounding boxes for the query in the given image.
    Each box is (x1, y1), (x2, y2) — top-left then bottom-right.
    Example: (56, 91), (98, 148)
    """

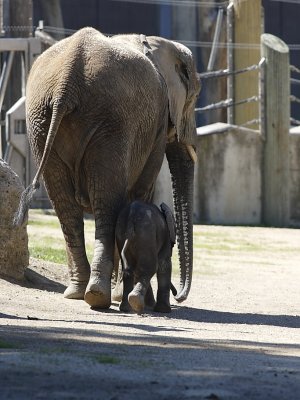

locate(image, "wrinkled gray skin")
(17, 27), (200, 308)
(116, 201), (176, 314)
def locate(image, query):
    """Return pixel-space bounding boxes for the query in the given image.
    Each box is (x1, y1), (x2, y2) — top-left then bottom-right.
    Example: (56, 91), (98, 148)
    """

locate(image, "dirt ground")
(0, 225), (300, 400)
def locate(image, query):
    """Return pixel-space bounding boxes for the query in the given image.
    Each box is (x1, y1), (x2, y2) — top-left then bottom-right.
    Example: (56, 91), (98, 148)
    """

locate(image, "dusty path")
(0, 225), (300, 399)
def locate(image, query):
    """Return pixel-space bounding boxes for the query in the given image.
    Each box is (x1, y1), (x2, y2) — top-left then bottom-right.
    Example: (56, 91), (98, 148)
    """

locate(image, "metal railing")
(290, 64), (300, 126)
(195, 59), (265, 132)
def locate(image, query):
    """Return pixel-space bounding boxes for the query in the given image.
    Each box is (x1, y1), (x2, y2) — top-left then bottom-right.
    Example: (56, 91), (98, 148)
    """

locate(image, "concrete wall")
(154, 123), (263, 226)
(153, 155), (173, 211)
(155, 122), (300, 227)
(289, 126), (300, 227)
(194, 123), (262, 225)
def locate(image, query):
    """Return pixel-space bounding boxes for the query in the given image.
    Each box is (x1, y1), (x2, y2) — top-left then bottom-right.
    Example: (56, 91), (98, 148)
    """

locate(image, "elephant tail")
(170, 282), (177, 297)
(120, 238), (131, 275)
(14, 101), (66, 226)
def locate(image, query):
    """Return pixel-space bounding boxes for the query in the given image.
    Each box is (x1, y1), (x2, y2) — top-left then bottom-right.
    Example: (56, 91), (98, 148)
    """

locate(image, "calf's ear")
(160, 203), (176, 245)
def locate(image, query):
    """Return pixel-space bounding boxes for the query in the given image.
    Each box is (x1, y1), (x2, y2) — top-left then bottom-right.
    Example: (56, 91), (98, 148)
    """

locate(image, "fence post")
(230, 0), (262, 129)
(261, 34), (290, 227)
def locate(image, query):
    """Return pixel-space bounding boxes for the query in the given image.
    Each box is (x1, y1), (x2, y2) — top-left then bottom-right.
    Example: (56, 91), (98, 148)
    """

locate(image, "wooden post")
(9, 0), (33, 38)
(231, 0), (262, 128)
(172, 0), (196, 48)
(199, 2), (227, 125)
(9, 0), (33, 101)
(261, 34), (290, 227)
(39, 0), (64, 40)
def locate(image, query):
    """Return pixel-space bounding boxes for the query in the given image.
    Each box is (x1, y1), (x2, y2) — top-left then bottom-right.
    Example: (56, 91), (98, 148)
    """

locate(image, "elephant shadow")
(169, 306), (300, 329)
(24, 268), (66, 293)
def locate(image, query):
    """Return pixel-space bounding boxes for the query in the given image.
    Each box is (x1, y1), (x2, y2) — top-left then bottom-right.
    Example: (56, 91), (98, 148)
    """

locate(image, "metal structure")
(0, 35), (50, 207)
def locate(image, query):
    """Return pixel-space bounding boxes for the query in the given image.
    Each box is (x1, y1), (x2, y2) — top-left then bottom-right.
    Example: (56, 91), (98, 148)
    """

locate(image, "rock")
(0, 159), (29, 280)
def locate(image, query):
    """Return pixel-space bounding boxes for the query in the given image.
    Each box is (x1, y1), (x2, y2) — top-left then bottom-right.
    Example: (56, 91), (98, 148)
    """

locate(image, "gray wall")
(194, 123), (262, 225)
(289, 126), (300, 227)
(155, 123), (300, 227)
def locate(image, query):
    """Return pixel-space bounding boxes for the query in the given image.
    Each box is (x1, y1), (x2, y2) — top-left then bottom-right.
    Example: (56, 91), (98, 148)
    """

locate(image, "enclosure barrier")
(195, 60), (265, 131)
(195, 33), (292, 227)
(195, 60), (300, 129)
(290, 64), (300, 126)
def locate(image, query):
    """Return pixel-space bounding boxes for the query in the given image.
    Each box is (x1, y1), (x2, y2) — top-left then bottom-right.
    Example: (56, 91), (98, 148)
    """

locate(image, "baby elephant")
(116, 200), (177, 314)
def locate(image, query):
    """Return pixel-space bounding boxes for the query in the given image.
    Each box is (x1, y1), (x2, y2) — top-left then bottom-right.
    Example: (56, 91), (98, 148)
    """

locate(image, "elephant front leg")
(128, 273), (154, 314)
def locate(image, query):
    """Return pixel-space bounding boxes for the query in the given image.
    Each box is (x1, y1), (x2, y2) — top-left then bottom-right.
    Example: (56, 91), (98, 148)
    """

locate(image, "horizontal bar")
(0, 38), (28, 52)
(195, 96), (259, 113)
(199, 63), (261, 80)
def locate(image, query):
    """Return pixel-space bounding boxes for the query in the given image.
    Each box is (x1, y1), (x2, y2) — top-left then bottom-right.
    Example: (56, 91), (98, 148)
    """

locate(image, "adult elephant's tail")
(13, 101), (66, 226)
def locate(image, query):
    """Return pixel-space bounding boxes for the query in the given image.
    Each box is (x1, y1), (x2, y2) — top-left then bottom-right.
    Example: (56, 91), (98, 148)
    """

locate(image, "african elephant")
(15, 27), (200, 309)
(116, 200), (177, 314)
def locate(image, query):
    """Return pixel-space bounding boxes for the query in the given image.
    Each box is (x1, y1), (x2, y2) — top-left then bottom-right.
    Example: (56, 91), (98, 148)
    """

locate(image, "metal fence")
(195, 61), (264, 130)
(290, 64), (300, 126)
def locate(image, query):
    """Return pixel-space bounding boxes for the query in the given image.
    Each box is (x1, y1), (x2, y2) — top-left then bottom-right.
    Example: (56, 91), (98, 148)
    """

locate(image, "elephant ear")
(160, 202), (176, 246)
(146, 37), (200, 145)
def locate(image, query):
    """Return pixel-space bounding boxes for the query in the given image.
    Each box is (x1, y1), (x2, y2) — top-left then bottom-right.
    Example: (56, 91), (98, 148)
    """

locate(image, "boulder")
(0, 159), (29, 280)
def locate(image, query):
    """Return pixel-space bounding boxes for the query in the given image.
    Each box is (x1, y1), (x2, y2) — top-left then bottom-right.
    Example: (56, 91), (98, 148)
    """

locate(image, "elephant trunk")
(166, 141), (194, 302)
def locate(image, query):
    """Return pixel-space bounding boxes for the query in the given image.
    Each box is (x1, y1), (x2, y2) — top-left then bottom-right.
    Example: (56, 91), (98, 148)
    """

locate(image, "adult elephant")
(15, 27), (200, 308)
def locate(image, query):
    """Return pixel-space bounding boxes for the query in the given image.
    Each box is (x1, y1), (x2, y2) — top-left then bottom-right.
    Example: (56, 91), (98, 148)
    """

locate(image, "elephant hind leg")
(119, 267), (134, 312)
(154, 260), (172, 313)
(43, 156), (90, 300)
(128, 241), (157, 313)
(144, 284), (156, 309)
(84, 221), (117, 309)
(111, 246), (123, 302)
(64, 245), (90, 299)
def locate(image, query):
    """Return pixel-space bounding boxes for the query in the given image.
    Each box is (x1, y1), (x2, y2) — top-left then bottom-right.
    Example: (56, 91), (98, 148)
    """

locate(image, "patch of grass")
(92, 354), (121, 365)
(40, 346), (70, 355)
(28, 218), (61, 229)
(194, 241), (264, 253)
(0, 339), (15, 349)
(28, 210), (95, 264)
(29, 245), (67, 264)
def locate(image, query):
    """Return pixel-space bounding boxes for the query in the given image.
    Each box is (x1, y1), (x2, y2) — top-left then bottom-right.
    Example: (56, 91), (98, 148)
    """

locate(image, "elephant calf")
(116, 201), (177, 314)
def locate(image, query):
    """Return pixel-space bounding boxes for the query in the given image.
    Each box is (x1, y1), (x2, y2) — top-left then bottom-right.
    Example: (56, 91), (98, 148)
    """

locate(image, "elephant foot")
(119, 300), (131, 312)
(63, 282), (87, 300)
(154, 302), (171, 313)
(128, 291), (145, 314)
(84, 274), (111, 309)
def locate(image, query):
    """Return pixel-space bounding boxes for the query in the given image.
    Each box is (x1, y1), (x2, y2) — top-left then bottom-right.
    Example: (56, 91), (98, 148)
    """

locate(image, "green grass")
(91, 354), (121, 364)
(28, 218), (61, 229)
(40, 346), (70, 355)
(27, 210), (299, 274)
(0, 339), (15, 349)
(194, 241), (264, 252)
(29, 245), (68, 264)
(26, 209), (266, 270)
(28, 210), (94, 264)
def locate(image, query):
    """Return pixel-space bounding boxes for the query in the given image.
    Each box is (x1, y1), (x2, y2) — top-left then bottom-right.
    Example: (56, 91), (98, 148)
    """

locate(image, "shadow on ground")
(0, 322), (299, 400)
(169, 306), (300, 329)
